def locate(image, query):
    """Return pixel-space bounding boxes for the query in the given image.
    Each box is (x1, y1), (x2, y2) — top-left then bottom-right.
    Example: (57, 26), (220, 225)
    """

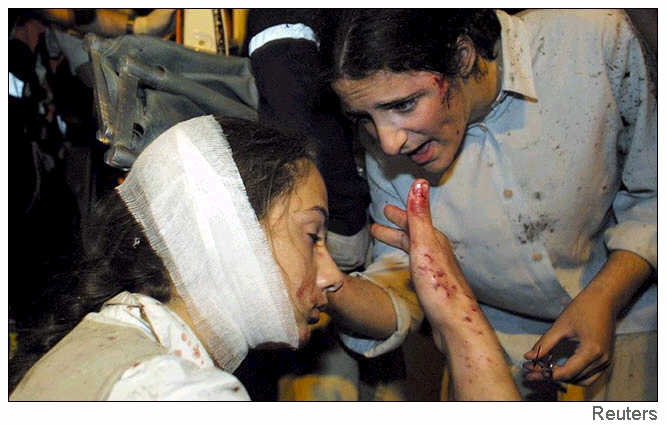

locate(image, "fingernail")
(412, 180), (429, 198)
(408, 179), (430, 215)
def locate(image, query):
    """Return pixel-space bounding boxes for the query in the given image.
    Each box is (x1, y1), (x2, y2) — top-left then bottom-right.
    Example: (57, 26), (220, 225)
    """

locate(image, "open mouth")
(406, 140), (435, 165)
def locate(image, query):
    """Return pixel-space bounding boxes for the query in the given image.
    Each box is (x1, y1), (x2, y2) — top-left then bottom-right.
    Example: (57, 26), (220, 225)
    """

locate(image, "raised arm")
(372, 178), (520, 400)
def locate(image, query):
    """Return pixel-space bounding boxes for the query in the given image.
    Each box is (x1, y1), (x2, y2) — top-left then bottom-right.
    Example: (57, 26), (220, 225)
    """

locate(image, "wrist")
(425, 295), (487, 337)
(433, 307), (504, 361)
(586, 250), (652, 315)
(581, 273), (636, 318)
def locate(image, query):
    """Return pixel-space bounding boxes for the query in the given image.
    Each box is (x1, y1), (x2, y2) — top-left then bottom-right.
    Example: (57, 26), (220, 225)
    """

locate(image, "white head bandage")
(117, 115), (299, 371)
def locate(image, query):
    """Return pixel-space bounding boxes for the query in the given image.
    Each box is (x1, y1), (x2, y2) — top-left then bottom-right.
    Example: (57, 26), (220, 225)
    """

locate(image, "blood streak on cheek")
(296, 282), (308, 301)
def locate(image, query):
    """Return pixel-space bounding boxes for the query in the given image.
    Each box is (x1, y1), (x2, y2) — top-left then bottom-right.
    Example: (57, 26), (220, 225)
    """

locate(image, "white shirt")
(93, 292), (251, 400)
(363, 9), (656, 339)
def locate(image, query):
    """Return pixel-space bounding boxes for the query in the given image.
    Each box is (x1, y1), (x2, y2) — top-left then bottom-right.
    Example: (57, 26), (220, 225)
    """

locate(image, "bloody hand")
(371, 179), (478, 348)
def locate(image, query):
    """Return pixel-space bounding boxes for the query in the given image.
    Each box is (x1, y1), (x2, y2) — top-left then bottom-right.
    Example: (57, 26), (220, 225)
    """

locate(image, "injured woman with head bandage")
(10, 115), (519, 400)
(9, 115), (345, 400)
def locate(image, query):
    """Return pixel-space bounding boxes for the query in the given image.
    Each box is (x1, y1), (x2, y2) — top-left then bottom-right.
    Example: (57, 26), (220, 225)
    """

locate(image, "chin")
(422, 160), (449, 175)
(424, 150), (459, 175)
(298, 326), (312, 346)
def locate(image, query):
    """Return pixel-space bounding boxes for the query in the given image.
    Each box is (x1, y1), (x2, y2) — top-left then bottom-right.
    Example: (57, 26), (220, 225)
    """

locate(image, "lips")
(407, 140), (435, 165)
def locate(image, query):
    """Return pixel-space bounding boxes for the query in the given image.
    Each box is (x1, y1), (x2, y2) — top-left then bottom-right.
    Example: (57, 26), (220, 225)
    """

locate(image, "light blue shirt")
(364, 9), (656, 338)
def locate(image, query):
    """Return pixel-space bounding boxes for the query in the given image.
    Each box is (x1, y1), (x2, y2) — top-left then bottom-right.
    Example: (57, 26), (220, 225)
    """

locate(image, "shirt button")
(532, 252), (543, 262)
(503, 189), (513, 199)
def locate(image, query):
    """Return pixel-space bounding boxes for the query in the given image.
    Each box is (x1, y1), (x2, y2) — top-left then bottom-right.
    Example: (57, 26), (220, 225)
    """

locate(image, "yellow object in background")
(558, 384), (586, 401)
(231, 9), (248, 50)
(9, 332), (18, 360)
(279, 374), (358, 401)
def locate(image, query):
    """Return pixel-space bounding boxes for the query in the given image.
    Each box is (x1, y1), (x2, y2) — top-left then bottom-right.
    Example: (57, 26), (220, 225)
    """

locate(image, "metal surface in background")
(85, 33), (258, 170)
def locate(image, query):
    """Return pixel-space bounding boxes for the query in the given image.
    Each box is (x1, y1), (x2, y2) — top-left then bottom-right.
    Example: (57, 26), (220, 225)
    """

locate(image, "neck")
(467, 41), (503, 123)
(468, 63), (501, 123)
(167, 293), (216, 363)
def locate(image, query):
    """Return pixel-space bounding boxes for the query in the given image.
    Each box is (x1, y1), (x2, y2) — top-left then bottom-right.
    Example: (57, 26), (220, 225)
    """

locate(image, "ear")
(455, 35), (477, 78)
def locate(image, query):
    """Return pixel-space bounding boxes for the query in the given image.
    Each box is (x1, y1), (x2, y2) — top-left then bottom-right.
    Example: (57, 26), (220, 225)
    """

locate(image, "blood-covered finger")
(406, 179), (433, 244)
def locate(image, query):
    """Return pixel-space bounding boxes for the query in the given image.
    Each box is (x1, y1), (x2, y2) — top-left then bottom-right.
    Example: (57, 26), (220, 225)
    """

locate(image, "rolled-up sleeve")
(338, 269), (414, 358)
(603, 12), (657, 269)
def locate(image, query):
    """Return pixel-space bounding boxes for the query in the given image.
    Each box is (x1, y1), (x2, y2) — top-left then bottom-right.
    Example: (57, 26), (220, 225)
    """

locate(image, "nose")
(373, 121), (408, 157)
(316, 246), (344, 296)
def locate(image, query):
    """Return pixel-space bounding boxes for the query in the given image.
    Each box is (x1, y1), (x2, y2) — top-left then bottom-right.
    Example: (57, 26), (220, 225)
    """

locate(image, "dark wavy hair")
(9, 117), (318, 392)
(327, 9), (501, 81)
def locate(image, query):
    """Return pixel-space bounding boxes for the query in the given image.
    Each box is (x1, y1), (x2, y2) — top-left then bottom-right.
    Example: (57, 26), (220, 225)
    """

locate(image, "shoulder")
(518, 9), (631, 43)
(518, 9), (626, 27)
(10, 317), (167, 401)
(515, 9), (639, 72)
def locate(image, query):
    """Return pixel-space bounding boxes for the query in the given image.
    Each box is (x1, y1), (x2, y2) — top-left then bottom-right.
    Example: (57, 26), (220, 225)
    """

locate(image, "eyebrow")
(306, 206), (329, 228)
(375, 90), (425, 110)
(344, 89), (426, 117)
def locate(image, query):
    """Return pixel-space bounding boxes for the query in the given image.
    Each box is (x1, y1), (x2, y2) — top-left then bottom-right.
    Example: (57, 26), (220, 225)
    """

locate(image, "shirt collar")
(495, 10), (538, 101)
(99, 291), (214, 369)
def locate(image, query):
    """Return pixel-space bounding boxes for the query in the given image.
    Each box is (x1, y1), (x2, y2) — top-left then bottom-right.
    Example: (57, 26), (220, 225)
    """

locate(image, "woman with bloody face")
(9, 114), (519, 400)
(9, 116), (347, 400)
(328, 9), (656, 401)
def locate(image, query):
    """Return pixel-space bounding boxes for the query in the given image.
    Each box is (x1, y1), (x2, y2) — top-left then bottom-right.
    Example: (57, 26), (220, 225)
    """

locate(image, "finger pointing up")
(407, 179), (433, 241)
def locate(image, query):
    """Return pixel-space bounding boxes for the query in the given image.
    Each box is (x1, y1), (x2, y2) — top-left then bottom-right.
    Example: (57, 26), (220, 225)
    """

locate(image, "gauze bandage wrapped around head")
(117, 115), (299, 371)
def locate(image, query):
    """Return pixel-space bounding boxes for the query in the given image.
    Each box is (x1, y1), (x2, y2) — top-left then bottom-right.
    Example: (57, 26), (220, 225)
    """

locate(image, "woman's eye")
(308, 233), (323, 245)
(393, 98), (416, 113)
